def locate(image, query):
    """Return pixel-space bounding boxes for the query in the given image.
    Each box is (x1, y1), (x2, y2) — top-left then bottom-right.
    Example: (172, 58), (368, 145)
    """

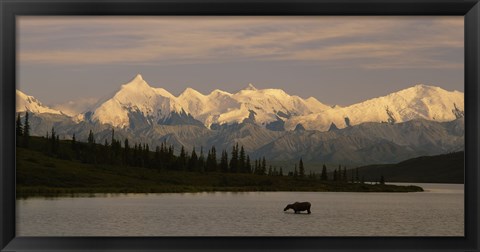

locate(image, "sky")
(17, 16), (464, 109)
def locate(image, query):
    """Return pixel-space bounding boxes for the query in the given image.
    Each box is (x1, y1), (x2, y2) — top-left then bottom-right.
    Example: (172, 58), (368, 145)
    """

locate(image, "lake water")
(16, 183), (464, 236)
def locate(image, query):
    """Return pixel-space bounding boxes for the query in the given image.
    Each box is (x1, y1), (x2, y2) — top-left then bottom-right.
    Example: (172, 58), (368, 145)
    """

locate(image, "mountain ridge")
(98, 77), (464, 131)
(16, 75), (465, 165)
(16, 90), (64, 115)
(17, 74), (464, 133)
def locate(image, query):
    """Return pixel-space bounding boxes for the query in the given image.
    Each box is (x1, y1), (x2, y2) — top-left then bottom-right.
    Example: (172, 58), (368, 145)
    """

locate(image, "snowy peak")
(177, 87), (210, 118)
(81, 75), (463, 131)
(209, 89), (232, 96)
(16, 90), (63, 115)
(131, 73), (145, 83)
(381, 84), (464, 122)
(121, 74), (150, 89)
(411, 83), (448, 92)
(390, 84), (443, 99)
(285, 84), (464, 131)
(118, 74), (175, 99)
(90, 75), (181, 128)
(179, 87), (206, 98)
(88, 75), (333, 128)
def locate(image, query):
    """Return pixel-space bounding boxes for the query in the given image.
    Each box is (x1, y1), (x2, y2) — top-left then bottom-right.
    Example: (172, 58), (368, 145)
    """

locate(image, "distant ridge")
(356, 151), (464, 183)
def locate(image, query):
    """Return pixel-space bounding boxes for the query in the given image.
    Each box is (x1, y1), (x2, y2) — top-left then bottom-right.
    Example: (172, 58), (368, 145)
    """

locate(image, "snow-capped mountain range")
(78, 74), (332, 130)
(16, 90), (63, 115)
(19, 74), (462, 132)
(15, 74), (464, 165)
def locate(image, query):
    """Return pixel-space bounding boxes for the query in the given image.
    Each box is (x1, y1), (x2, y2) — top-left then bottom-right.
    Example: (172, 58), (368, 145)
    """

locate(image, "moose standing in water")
(284, 202), (311, 214)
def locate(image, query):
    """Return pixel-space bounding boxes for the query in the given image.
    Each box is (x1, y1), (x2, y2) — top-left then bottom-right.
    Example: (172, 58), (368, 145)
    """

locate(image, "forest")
(16, 112), (423, 197)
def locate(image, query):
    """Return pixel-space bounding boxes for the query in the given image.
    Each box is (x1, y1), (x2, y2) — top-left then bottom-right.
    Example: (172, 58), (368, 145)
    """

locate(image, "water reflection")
(16, 184), (464, 236)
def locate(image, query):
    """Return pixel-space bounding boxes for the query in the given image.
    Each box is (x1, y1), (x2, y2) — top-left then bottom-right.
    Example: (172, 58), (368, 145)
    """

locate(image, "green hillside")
(356, 151), (464, 183)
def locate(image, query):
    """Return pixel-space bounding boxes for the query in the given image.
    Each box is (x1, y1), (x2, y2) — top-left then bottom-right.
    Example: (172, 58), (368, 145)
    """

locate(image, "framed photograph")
(1, 0), (479, 251)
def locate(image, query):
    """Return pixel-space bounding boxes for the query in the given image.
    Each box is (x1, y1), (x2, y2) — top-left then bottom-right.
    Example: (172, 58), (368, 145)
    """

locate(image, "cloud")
(18, 16), (463, 69)
(51, 97), (99, 116)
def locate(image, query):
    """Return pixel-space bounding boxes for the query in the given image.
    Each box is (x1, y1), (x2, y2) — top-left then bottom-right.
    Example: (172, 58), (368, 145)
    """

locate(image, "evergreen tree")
(51, 127), (57, 154)
(72, 133), (79, 159)
(245, 155), (252, 173)
(188, 147), (198, 171)
(16, 113), (23, 137)
(143, 144), (150, 167)
(206, 146), (217, 172)
(154, 145), (161, 169)
(239, 146), (246, 173)
(321, 164), (328, 181)
(299, 158), (305, 178)
(139, 143), (144, 167)
(23, 112), (30, 147)
(356, 168), (360, 182)
(205, 149), (212, 172)
(123, 139), (130, 166)
(111, 129), (115, 145)
(55, 135), (60, 154)
(268, 165), (273, 176)
(104, 139), (109, 148)
(229, 143), (239, 173)
(261, 156), (267, 175)
(211, 146), (217, 170)
(86, 130), (96, 164)
(179, 146), (187, 170)
(87, 130), (95, 144)
(333, 169), (338, 181)
(293, 164), (298, 177)
(71, 133), (76, 150)
(133, 144), (138, 166)
(279, 167), (283, 176)
(198, 147), (206, 172)
(110, 129), (116, 162)
(220, 150), (229, 172)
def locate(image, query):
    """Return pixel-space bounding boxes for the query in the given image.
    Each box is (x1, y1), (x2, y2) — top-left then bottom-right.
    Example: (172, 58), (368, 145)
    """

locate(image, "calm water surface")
(16, 183), (463, 236)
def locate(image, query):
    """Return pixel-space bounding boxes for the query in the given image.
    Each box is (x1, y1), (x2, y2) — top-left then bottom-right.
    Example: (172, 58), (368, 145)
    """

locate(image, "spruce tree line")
(16, 112), (30, 147)
(17, 118), (379, 183)
(36, 127), (277, 175)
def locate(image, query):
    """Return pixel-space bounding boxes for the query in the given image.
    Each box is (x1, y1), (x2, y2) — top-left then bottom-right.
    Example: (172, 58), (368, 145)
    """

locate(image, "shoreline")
(16, 184), (424, 198)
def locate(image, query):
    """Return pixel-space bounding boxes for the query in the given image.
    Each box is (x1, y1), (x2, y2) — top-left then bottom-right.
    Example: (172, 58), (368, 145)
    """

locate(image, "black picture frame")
(1, 0), (479, 251)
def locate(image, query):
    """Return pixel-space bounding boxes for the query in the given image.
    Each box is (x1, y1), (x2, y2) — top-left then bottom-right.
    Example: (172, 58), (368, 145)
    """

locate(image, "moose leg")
(307, 208), (311, 214)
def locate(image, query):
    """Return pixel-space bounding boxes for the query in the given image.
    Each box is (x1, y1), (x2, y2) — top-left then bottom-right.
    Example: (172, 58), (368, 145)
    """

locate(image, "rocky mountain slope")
(16, 75), (464, 165)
